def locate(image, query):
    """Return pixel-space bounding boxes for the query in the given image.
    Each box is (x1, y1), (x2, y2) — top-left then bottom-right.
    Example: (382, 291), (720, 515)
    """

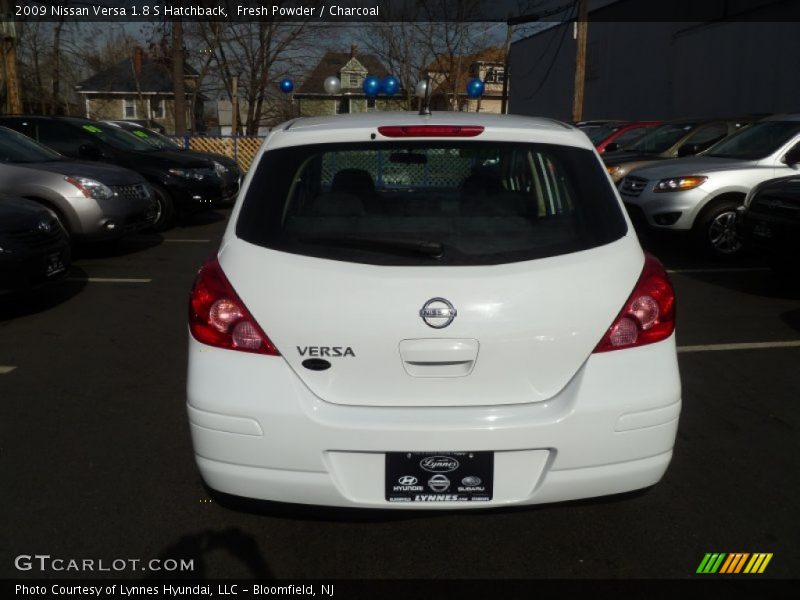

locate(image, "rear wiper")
(298, 234), (444, 258)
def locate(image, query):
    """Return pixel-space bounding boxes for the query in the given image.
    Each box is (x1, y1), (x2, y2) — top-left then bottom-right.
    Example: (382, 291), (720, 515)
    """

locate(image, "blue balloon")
(279, 78), (294, 93)
(466, 78), (485, 99)
(362, 75), (381, 98)
(381, 75), (400, 96)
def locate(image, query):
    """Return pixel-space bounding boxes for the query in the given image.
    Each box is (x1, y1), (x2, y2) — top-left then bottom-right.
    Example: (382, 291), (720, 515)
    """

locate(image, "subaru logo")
(427, 474), (451, 492)
(398, 476), (418, 486)
(419, 298), (457, 329)
(37, 220), (52, 233)
(420, 456), (459, 473)
(461, 476), (482, 486)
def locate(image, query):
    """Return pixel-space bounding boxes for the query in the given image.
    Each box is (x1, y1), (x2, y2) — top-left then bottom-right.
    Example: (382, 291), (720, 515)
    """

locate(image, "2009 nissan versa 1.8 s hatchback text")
(187, 112), (681, 509)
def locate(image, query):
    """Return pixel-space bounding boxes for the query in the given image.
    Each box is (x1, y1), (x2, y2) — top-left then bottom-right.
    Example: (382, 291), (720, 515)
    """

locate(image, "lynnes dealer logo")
(419, 456), (459, 473)
(696, 552), (773, 574)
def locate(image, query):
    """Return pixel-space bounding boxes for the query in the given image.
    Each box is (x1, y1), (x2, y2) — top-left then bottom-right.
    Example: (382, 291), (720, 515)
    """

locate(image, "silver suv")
(0, 126), (155, 240)
(619, 115), (800, 256)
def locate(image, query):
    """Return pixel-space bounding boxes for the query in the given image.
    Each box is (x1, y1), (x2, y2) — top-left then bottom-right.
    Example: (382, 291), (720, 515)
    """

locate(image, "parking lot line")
(678, 340), (800, 353)
(667, 267), (771, 274)
(0, 366), (17, 375)
(66, 277), (152, 283)
(163, 239), (211, 243)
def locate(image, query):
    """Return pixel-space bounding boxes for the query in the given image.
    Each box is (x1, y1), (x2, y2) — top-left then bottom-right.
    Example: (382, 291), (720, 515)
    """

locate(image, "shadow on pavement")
(780, 309), (800, 333)
(176, 209), (230, 230)
(73, 233), (165, 260)
(147, 527), (273, 580)
(0, 266), (88, 322)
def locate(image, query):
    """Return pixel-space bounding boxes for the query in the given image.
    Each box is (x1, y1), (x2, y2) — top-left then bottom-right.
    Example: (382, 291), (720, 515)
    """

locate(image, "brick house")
(424, 47), (506, 113)
(75, 48), (201, 134)
(295, 44), (406, 117)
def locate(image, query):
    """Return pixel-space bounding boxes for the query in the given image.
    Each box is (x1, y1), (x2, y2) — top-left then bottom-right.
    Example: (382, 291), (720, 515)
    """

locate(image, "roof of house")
(76, 57), (198, 94)
(297, 51), (389, 95)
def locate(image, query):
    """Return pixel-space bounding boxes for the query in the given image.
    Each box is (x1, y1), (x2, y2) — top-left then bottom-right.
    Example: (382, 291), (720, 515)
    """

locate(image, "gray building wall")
(509, 2), (800, 121)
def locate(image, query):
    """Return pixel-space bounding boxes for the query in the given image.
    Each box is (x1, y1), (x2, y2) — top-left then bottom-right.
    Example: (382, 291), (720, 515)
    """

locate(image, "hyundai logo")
(427, 474), (451, 492)
(37, 220), (52, 233)
(420, 456), (459, 473)
(419, 298), (457, 329)
(398, 476), (418, 486)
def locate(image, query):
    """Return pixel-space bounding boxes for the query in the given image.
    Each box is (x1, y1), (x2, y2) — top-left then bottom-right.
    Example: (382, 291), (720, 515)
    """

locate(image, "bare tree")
(198, 17), (317, 134)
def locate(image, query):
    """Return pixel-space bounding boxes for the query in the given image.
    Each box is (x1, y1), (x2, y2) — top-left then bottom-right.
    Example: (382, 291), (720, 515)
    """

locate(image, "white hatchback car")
(187, 112), (681, 508)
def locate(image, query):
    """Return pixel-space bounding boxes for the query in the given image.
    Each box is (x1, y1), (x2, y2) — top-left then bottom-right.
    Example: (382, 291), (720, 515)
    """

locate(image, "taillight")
(189, 258), (279, 355)
(377, 125), (484, 137)
(593, 254), (675, 353)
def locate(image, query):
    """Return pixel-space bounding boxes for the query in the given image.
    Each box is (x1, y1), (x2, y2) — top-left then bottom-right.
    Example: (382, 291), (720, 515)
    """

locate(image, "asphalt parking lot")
(1, 210), (798, 580)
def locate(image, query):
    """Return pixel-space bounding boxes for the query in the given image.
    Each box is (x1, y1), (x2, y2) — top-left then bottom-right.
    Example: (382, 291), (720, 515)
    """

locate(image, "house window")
(123, 98), (136, 119)
(485, 69), (495, 83)
(337, 97), (350, 114)
(348, 73), (360, 88)
(367, 97), (376, 112)
(150, 98), (165, 119)
(496, 69), (505, 83)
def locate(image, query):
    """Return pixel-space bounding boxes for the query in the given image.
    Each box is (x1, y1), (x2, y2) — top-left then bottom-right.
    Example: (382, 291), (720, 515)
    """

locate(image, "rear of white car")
(186, 113), (681, 508)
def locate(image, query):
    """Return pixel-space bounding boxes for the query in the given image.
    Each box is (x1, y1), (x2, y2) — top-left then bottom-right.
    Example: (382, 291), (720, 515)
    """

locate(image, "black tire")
(692, 197), (744, 259)
(150, 185), (176, 232)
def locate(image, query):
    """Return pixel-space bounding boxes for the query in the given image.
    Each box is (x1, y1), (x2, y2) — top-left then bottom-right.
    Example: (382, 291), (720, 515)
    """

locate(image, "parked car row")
(579, 114), (800, 260)
(0, 114), (244, 294)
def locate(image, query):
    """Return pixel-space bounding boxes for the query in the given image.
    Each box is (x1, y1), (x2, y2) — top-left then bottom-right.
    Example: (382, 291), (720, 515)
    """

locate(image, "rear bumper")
(187, 334), (681, 509)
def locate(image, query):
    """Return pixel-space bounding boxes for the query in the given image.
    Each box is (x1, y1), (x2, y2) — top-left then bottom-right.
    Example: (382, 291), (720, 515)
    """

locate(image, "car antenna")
(418, 76), (432, 116)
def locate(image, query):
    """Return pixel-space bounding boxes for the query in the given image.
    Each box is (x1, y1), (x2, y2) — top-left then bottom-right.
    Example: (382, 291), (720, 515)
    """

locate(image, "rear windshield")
(236, 141), (627, 266)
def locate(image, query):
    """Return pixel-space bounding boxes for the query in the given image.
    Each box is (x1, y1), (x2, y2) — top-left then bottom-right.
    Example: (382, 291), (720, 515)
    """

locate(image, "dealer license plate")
(385, 452), (493, 503)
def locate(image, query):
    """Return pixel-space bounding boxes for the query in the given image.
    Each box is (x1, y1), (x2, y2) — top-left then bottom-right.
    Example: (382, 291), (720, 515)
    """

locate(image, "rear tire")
(150, 185), (176, 232)
(692, 198), (744, 259)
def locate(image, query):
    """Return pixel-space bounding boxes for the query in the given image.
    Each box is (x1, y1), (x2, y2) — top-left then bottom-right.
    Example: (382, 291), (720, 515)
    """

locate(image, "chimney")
(133, 47), (144, 78)
(350, 43), (357, 58)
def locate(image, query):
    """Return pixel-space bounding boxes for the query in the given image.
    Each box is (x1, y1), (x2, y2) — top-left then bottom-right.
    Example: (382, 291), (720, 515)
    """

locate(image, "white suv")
(186, 112), (681, 508)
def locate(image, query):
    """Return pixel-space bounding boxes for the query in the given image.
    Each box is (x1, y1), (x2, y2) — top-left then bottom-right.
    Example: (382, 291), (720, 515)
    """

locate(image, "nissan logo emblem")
(419, 298), (457, 329)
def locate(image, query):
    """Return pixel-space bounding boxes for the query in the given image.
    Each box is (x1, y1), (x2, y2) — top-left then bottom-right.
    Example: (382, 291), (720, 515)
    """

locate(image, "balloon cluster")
(320, 74), (401, 97)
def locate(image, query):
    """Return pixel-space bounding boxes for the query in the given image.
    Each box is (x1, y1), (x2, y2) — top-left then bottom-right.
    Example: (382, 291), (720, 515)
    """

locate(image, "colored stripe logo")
(696, 553), (773, 574)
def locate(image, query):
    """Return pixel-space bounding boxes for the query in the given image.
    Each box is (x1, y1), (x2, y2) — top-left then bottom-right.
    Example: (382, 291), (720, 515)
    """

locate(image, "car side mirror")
(78, 143), (102, 160)
(783, 146), (800, 166)
(604, 142), (620, 153)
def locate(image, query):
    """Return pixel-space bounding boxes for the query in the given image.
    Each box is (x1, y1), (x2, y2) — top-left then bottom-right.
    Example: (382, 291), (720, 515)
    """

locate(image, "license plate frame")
(385, 451), (493, 503)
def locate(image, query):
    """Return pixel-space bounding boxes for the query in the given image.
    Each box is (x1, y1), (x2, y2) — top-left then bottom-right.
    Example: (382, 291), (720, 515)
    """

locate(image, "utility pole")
(571, 0), (589, 123)
(172, 19), (186, 135)
(0, 0), (21, 114)
(230, 75), (238, 137)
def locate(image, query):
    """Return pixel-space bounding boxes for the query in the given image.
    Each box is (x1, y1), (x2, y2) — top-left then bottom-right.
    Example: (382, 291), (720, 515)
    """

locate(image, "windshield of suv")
(68, 120), (158, 152)
(627, 122), (697, 154)
(125, 126), (182, 150)
(703, 121), (800, 160)
(236, 141), (627, 266)
(0, 126), (63, 163)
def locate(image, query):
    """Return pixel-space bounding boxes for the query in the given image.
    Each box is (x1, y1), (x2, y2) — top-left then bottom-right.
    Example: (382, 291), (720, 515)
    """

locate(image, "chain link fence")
(321, 148), (482, 189)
